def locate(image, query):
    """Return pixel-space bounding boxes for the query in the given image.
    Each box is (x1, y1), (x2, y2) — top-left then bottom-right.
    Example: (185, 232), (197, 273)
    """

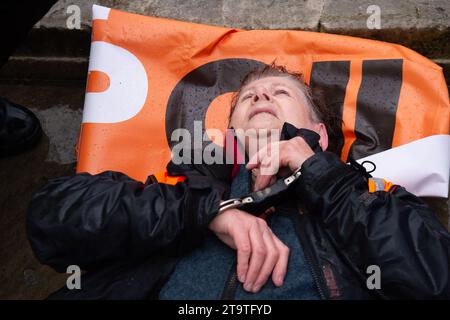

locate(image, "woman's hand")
(246, 136), (315, 191)
(208, 208), (290, 293)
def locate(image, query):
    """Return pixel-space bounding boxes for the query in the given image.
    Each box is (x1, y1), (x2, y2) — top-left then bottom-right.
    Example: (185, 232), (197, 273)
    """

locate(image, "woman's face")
(229, 76), (316, 133)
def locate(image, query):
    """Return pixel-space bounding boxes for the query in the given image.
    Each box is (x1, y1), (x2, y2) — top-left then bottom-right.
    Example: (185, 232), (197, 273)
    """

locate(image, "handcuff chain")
(218, 165), (302, 215)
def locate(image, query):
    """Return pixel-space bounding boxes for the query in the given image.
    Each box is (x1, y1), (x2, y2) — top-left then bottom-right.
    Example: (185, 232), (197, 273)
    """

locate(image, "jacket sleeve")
(27, 170), (228, 273)
(296, 151), (450, 299)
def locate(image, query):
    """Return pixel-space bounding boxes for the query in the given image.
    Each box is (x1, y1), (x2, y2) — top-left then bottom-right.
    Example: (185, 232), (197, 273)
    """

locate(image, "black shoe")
(0, 97), (43, 157)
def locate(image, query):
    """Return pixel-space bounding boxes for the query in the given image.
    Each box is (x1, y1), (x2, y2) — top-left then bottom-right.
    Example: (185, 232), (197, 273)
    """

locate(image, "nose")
(252, 89), (272, 103)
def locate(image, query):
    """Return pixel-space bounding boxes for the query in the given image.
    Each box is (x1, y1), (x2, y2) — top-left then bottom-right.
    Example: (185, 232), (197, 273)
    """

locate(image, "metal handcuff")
(218, 165), (303, 216)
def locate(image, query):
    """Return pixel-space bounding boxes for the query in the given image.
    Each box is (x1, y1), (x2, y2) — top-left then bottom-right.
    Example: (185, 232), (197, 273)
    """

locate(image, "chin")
(247, 118), (281, 133)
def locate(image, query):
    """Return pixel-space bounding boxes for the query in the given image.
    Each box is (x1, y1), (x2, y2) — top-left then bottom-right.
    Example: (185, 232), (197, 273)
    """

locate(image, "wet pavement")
(0, 81), (84, 299)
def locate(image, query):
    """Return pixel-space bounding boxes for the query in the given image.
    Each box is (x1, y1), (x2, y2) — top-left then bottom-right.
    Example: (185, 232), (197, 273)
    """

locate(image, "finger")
(251, 228), (279, 292)
(271, 236), (290, 287)
(246, 149), (261, 170)
(253, 173), (274, 191)
(254, 156), (276, 191)
(243, 220), (267, 292)
(260, 144), (281, 176)
(255, 175), (277, 192)
(232, 225), (252, 283)
(251, 168), (260, 178)
(246, 142), (271, 170)
(246, 160), (259, 171)
(269, 175), (277, 186)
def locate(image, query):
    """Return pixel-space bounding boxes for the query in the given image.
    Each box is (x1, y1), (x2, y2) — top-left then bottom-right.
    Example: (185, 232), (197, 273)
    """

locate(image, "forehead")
(240, 76), (302, 93)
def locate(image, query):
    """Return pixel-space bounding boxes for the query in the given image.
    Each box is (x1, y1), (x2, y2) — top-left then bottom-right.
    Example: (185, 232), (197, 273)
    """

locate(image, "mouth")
(248, 106), (278, 120)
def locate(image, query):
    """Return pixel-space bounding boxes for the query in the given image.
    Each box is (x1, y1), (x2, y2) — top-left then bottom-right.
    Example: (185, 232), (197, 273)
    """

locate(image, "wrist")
(290, 151), (314, 173)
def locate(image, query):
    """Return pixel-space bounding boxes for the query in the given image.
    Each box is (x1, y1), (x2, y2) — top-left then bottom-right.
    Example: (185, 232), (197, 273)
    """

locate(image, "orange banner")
(77, 5), (450, 182)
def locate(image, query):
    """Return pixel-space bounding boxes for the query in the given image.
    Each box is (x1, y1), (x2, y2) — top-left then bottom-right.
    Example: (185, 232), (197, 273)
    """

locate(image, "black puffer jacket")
(27, 136), (450, 299)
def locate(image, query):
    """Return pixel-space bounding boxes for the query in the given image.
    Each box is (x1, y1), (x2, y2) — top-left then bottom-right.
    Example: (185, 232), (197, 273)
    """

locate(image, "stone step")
(11, 0), (449, 59)
(2, 0), (448, 85)
(0, 55), (448, 94)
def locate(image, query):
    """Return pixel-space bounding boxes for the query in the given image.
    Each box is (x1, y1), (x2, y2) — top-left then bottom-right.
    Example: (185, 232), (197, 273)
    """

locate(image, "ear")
(315, 123), (328, 151)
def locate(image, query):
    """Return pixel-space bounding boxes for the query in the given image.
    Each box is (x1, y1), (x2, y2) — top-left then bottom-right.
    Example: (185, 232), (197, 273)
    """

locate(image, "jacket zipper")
(221, 165), (251, 300)
(222, 216), (329, 300)
(289, 212), (328, 300)
(221, 260), (239, 300)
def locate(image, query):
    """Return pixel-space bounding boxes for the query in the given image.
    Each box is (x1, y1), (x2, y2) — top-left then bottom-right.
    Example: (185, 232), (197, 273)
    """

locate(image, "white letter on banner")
(82, 41), (148, 124)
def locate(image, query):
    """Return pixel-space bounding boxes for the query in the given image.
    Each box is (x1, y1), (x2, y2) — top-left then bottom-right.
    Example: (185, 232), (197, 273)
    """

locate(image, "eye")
(274, 89), (289, 96)
(240, 93), (253, 101)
